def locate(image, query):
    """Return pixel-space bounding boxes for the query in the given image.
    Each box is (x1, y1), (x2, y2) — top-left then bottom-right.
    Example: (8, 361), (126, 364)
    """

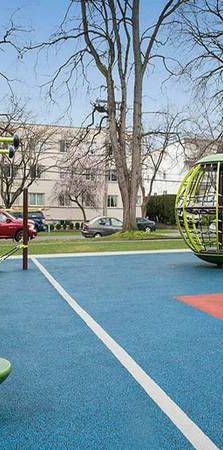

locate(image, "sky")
(0, 0), (193, 128)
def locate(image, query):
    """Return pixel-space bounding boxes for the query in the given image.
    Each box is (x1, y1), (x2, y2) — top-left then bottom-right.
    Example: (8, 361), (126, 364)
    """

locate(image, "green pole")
(0, 137), (14, 144)
(0, 135), (20, 158)
(0, 135), (19, 147)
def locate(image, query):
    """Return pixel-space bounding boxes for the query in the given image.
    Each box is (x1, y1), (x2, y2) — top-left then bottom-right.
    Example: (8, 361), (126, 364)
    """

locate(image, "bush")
(58, 220), (73, 230)
(50, 224), (55, 231)
(147, 194), (176, 225)
(69, 222), (74, 230)
(75, 222), (80, 230)
(55, 223), (61, 231)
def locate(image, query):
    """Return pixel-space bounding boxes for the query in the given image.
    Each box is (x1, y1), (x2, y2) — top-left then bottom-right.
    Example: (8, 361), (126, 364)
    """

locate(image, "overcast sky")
(0, 0), (192, 127)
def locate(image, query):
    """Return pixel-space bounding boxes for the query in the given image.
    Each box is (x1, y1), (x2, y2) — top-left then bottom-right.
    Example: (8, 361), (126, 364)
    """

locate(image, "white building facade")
(144, 142), (187, 197)
(1, 123), (143, 224)
(1, 123), (211, 224)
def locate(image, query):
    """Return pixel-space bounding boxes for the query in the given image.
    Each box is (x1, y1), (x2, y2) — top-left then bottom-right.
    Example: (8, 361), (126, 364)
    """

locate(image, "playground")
(1, 250), (223, 450)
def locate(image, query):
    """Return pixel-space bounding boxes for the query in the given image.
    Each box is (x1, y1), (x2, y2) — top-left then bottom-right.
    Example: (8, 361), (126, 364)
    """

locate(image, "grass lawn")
(0, 235), (187, 256)
(38, 230), (81, 236)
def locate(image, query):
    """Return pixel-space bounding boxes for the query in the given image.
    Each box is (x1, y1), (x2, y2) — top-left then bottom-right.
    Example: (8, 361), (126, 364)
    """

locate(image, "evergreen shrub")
(147, 194), (176, 225)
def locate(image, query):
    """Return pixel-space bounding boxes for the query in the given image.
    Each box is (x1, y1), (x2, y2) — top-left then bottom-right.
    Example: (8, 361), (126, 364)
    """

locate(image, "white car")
(209, 222), (216, 234)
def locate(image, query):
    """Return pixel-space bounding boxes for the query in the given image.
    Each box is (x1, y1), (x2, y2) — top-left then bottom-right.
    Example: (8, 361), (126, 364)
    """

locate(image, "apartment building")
(1, 122), (215, 223)
(0, 123), (142, 223)
(144, 141), (187, 196)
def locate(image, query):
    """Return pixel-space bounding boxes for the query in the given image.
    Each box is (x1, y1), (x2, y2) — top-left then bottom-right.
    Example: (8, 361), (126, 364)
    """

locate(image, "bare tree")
(55, 130), (107, 221)
(0, 16), (24, 93)
(140, 110), (188, 216)
(57, 166), (102, 222)
(178, 1), (223, 112)
(24, 0), (189, 230)
(178, 100), (223, 166)
(0, 101), (59, 208)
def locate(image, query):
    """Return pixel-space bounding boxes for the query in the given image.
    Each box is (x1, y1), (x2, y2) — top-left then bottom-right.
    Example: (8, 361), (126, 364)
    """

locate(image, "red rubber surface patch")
(176, 293), (223, 319)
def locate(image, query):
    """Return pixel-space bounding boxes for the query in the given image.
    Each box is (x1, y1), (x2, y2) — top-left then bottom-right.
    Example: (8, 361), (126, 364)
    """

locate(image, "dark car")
(136, 217), (156, 232)
(0, 210), (37, 241)
(27, 211), (48, 232)
(82, 216), (123, 238)
(10, 210), (48, 232)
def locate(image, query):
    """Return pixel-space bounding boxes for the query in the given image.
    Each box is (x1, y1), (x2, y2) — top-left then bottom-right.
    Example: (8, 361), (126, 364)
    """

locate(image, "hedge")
(147, 194), (176, 225)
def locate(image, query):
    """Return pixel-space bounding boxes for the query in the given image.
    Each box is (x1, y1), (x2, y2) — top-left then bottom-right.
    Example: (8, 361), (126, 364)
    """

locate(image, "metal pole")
(218, 165), (223, 251)
(23, 188), (28, 270)
(103, 167), (108, 216)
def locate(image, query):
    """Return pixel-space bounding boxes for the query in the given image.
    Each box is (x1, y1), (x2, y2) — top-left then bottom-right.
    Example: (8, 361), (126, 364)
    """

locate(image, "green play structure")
(176, 154), (223, 266)
(0, 134), (20, 158)
(0, 358), (11, 384)
(0, 134), (19, 383)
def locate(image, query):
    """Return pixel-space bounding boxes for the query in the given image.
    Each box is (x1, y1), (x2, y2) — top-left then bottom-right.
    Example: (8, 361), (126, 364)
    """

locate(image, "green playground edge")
(0, 358), (12, 384)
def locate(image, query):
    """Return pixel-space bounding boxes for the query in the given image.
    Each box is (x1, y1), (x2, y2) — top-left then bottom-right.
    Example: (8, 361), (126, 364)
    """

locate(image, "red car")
(0, 210), (37, 241)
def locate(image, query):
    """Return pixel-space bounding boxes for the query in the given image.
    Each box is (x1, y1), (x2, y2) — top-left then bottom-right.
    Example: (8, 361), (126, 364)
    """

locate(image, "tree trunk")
(70, 198), (87, 222)
(141, 200), (147, 218)
(129, 0), (143, 229)
(77, 201), (87, 222)
(107, 75), (131, 230)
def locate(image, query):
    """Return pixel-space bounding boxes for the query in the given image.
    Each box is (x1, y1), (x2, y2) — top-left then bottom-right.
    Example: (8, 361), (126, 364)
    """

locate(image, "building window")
(59, 168), (67, 179)
(89, 143), (97, 154)
(82, 193), (94, 207)
(85, 168), (91, 180)
(10, 192), (20, 206)
(136, 195), (141, 206)
(2, 164), (11, 178)
(59, 140), (71, 152)
(107, 144), (113, 156)
(85, 168), (95, 181)
(28, 139), (46, 152)
(29, 193), (45, 206)
(58, 193), (70, 206)
(106, 169), (117, 181)
(30, 165), (43, 179)
(28, 139), (36, 152)
(2, 164), (19, 178)
(107, 195), (118, 207)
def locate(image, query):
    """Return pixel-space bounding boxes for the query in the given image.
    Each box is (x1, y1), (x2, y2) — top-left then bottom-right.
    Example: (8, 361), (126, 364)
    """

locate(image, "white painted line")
(7, 248), (190, 260)
(4, 248), (191, 260)
(32, 256), (218, 450)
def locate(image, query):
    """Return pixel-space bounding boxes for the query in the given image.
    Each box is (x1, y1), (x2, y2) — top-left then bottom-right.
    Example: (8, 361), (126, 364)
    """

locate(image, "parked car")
(136, 217), (156, 232)
(82, 216), (123, 238)
(10, 210), (47, 232)
(209, 221), (216, 234)
(0, 210), (37, 241)
(178, 213), (200, 228)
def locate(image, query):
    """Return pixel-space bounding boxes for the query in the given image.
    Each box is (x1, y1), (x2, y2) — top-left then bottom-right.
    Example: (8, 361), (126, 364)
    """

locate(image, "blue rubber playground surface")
(1, 250), (223, 449)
